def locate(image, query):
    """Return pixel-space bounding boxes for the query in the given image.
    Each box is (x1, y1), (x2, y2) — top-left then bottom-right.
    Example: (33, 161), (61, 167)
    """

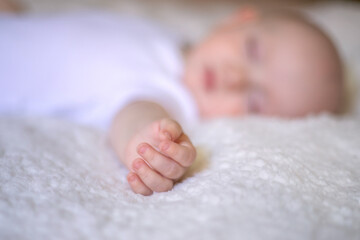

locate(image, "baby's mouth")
(204, 66), (216, 91)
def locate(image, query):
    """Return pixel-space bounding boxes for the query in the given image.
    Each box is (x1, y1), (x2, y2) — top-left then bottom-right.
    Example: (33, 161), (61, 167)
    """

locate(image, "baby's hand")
(125, 118), (196, 196)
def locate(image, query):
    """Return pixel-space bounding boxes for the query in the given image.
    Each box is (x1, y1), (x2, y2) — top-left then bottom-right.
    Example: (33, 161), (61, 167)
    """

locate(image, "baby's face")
(183, 11), (342, 119)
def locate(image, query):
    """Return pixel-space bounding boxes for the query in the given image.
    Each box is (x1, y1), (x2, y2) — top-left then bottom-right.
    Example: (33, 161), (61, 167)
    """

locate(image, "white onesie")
(0, 12), (198, 129)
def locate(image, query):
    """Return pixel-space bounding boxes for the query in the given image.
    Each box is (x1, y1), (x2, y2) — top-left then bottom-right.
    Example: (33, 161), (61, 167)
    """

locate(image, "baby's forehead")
(262, 17), (338, 71)
(259, 14), (321, 40)
(259, 15), (342, 112)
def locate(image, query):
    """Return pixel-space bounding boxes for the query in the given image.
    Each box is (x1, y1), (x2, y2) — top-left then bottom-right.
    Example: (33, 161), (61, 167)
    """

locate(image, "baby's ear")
(223, 6), (259, 27)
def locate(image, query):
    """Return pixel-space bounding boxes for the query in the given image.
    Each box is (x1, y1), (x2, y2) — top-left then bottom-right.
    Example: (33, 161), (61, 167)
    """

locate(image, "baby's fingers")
(137, 143), (185, 180)
(159, 135), (196, 168)
(159, 118), (183, 141)
(127, 172), (153, 196)
(132, 158), (174, 193)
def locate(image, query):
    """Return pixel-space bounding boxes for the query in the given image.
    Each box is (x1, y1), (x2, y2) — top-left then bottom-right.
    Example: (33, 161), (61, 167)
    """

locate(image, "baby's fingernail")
(133, 160), (142, 171)
(127, 173), (137, 182)
(161, 141), (170, 151)
(162, 131), (172, 140)
(138, 145), (147, 154)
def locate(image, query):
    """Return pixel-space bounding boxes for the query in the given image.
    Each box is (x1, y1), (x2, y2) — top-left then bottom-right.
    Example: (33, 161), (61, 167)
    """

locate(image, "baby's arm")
(109, 101), (196, 196)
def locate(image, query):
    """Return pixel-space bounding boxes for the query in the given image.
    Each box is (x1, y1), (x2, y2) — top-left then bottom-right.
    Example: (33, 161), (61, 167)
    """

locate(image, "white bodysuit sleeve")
(0, 12), (198, 129)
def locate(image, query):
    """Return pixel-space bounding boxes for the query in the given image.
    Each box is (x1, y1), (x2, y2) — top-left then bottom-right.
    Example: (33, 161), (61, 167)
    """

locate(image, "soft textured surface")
(1, 116), (360, 239)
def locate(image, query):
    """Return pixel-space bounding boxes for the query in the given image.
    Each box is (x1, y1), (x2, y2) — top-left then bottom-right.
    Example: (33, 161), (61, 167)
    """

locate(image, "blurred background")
(10, 0), (360, 57)
(11, 0), (360, 44)
(5, 1), (354, 48)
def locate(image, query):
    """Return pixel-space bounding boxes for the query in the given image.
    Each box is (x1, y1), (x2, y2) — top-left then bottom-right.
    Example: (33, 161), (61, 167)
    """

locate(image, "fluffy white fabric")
(0, 115), (359, 239)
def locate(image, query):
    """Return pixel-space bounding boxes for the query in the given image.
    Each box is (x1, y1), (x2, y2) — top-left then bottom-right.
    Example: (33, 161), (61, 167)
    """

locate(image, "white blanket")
(0, 115), (359, 239)
(1, 1), (360, 239)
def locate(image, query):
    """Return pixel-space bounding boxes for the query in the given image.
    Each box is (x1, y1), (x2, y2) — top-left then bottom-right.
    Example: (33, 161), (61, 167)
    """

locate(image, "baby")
(0, 4), (343, 195)
(110, 8), (343, 195)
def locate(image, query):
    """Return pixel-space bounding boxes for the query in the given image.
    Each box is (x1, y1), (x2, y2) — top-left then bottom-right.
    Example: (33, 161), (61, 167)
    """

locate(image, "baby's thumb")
(159, 118), (183, 141)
